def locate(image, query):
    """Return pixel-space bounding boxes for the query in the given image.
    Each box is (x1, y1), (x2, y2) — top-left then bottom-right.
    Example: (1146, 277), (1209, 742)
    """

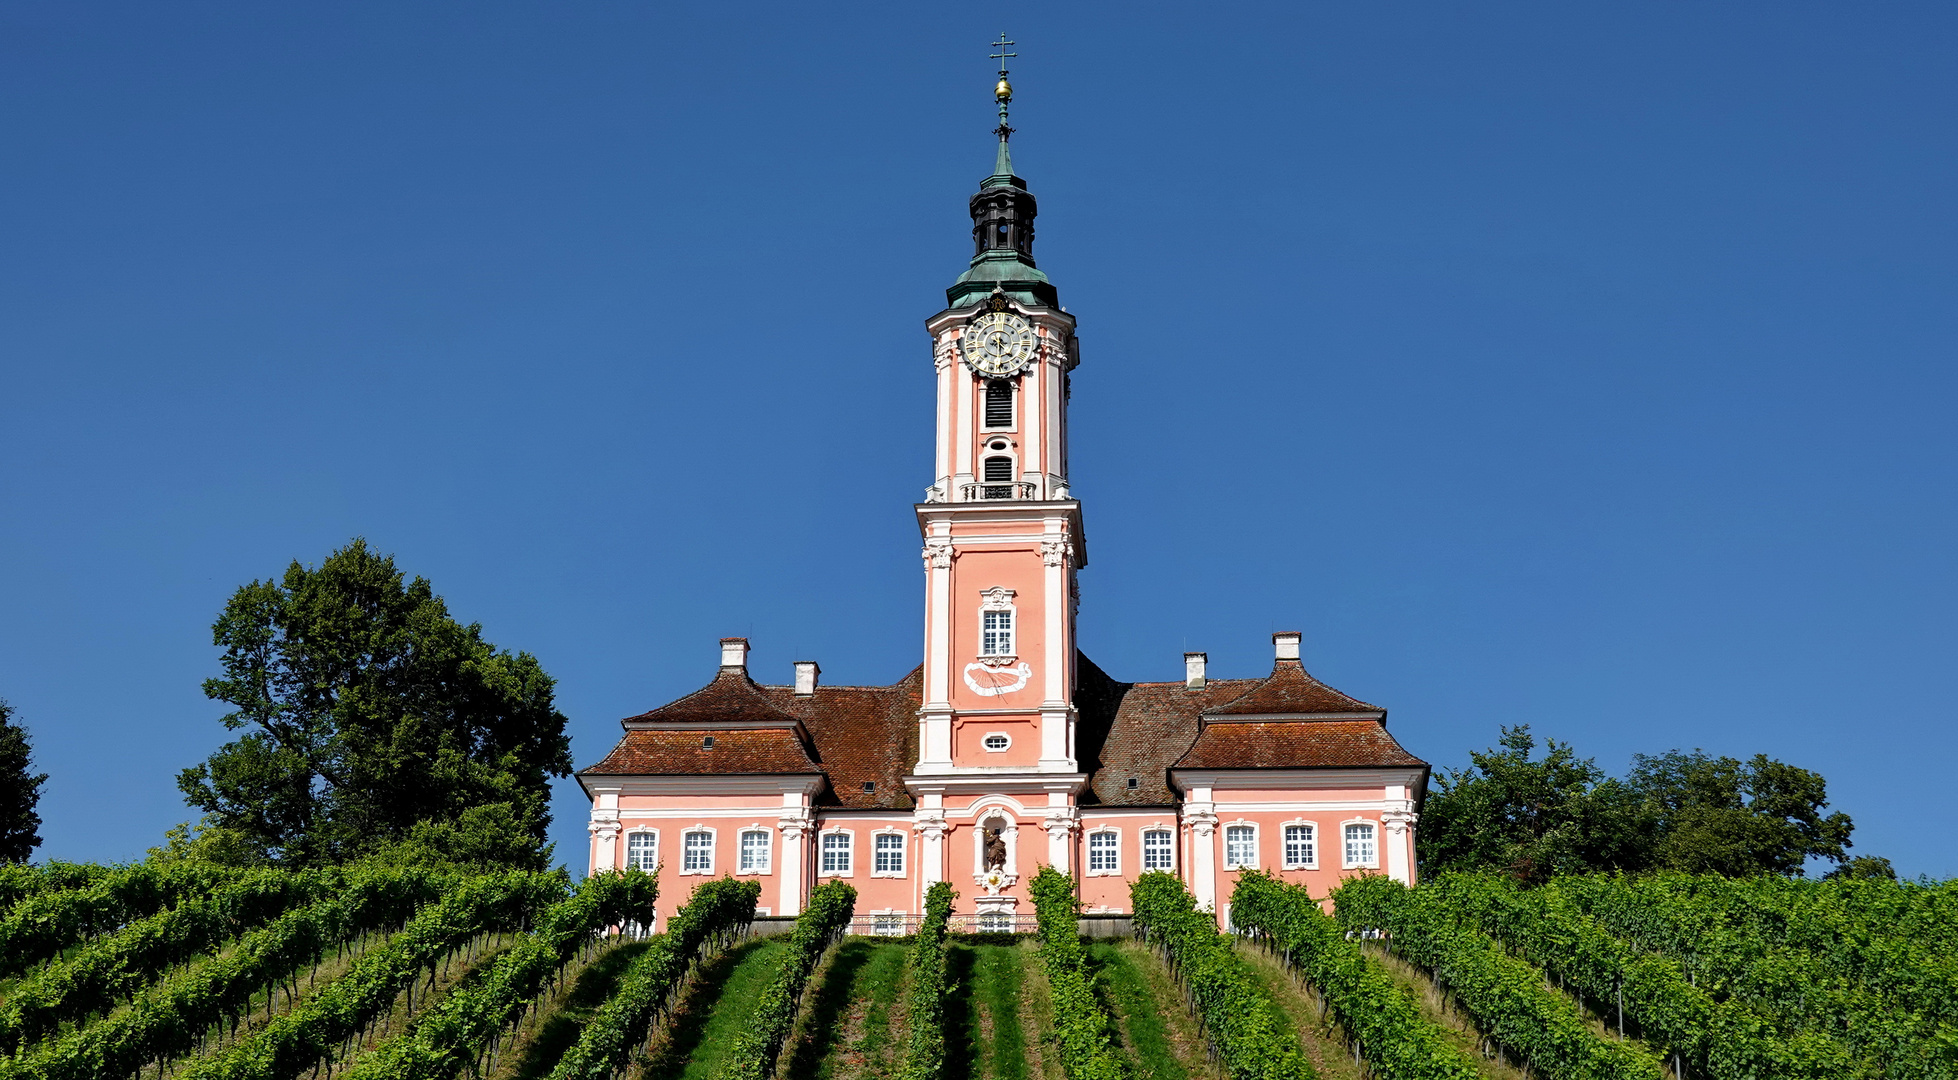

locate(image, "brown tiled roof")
(1173, 721), (1425, 770)
(765, 667), (922, 810)
(583, 727), (822, 775)
(1079, 654), (1262, 806)
(1203, 660), (1381, 716)
(618, 668), (803, 726)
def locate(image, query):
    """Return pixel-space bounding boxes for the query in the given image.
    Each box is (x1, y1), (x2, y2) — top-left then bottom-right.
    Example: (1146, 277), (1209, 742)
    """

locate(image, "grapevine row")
(1129, 871), (1316, 1080)
(1228, 871), (1480, 1080)
(545, 876), (761, 1080)
(339, 870), (658, 1080)
(173, 870), (563, 1080)
(710, 878), (856, 1080)
(896, 881), (955, 1080)
(0, 862), (242, 979)
(1332, 876), (1663, 1080)
(0, 869), (444, 1080)
(1029, 868), (1127, 1080)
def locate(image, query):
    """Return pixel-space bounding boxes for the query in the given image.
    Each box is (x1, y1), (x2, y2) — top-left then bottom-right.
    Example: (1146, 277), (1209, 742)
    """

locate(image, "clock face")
(959, 312), (1038, 378)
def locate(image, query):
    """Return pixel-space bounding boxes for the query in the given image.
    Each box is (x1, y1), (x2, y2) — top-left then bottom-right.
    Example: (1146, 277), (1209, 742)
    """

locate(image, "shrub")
(1029, 868), (1127, 1080)
(896, 880), (955, 1080)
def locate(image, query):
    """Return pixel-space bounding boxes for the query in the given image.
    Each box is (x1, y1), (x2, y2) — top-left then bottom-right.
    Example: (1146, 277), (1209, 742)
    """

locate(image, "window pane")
(1284, 825), (1314, 867)
(684, 832), (712, 872)
(1143, 830), (1172, 870)
(1344, 824), (1375, 866)
(627, 833), (657, 871)
(1225, 825), (1254, 868)
(740, 830), (769, 873)
(874, 833), (904, 874)
(822, 833), (851, 873)
(1089, 832), (1117, 872)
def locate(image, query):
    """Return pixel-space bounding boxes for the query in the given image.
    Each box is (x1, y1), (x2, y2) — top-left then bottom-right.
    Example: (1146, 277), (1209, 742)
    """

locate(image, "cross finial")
(990, 33), (1016, 77)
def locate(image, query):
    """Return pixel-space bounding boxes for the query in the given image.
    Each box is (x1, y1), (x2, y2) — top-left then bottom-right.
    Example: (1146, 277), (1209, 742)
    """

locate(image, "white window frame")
(819, 829), (855, 877)
(623, 829), (659, 872)
(680, 827), (716, 875)
(871, 830), (907, 877)
(981, 732), (1012, 753)
(1342, 819), (1378, 870)
(978, 587), (1016, 659)
(1086, 828), (1121, 876)
(1281, 820), (1318, 870)
(1141, 828), (1175, 872)
(1222, 821), (1259, 871)
(737, 827), (773, 876)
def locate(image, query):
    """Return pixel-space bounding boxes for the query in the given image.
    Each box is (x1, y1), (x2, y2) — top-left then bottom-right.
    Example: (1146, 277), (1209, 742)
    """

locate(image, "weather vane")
(990, 33), (1016, 141)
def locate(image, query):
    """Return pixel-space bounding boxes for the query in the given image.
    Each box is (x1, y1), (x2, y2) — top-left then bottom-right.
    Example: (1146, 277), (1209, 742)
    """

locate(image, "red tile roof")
(616, 668), (803, 726)
(1173, 721), (1424, 770)
(582, 727), (822, 775)
(1202, 660), (1381, 716)
(764, 668), (922, 810)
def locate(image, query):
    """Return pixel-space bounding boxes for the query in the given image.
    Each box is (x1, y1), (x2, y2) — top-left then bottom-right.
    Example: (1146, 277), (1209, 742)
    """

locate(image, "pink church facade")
(579, 82), (1428, 930)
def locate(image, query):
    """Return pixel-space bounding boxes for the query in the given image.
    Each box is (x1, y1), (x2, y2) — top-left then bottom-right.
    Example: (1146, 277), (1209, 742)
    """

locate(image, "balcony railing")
(960, 481), (1039, 501)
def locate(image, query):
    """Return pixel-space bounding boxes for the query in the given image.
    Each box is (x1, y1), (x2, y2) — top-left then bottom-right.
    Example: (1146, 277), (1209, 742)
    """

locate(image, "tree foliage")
(178, 539), (572, 870)
(0, 698), (48, 864)
(1420, 726), (1864, 880)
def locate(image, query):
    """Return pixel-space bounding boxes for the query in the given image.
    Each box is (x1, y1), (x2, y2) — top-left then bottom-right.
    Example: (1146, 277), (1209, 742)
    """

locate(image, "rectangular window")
(739, 830), (770, 874)
(1283, 824), (1315, 869)
(1344, 823), (1376, 867)
(1224, 825), (1256, 870)
(626, 832), (657, 871)
(874, 833), (905, 875)
(1142, 829), (1174, 871)
(821, 832), (852, 874)
(683, 831), (713, 873)
(982, 610), (1014, 656)
(984, 380), (1015, 429)
(1088, 831), (1119, 873)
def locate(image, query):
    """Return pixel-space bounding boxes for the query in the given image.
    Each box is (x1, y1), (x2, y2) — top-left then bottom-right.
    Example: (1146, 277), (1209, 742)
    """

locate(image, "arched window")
(1283, 824), (1316, 869)
(1343, 823), (1377, 868)
(625, 831), (657, 871)
(1087, 830), (1120, 874)
(1142, 829), (1174, 871)
(682, 830), (714, 874)
(1223, 824), (1257, 870)
(739, 829), (771, 874)
(984, 380), (1015, 429)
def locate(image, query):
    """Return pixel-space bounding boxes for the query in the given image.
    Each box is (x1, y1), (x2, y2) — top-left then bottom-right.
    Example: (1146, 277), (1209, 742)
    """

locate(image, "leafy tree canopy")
(1419, 725), (1865, 881)
(177, 539), (572, 870)
(0, 698), (48, 864)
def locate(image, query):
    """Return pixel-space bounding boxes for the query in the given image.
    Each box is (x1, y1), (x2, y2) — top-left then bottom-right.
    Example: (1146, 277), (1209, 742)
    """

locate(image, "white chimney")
(720, 637), (750, 670)
(1184, 652), (1207, 689)
(1273, 631), (1302, 662)
(794, 661), (820, 697)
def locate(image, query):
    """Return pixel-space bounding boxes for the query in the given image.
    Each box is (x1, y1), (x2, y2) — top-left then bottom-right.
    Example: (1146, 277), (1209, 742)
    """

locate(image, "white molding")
(679, 826), (717, 875)
(584, 775), (825, 798)
(1170, 768), (1426, 791)
(1139, 825), (1176, 872)
(870, 828), (908, 878)
(1279, 819), (1319, 871)
(1084, 827), (1122, 876)
(622, 828), (660, 872)
(981, 731), (1013, 753)
(1340, 818), (1380, 870)
(818, 828), (856, 878)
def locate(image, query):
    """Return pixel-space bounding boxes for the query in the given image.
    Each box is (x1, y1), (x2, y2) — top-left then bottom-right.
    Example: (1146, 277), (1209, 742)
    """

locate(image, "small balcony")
(960, 481), (1039, 501)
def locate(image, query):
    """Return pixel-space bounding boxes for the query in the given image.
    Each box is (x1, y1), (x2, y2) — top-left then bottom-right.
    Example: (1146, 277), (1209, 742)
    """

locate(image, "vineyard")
(0, 862), (1949, 1080)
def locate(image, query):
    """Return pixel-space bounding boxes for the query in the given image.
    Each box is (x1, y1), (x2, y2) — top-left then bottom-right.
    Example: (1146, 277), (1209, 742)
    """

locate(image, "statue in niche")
(982, 824), (1007, 872)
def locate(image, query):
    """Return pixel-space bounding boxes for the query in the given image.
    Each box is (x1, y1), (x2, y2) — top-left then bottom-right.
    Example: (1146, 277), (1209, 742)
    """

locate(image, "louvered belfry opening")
(984, 379), (1014, 428)
(983, 456), (1014, 482)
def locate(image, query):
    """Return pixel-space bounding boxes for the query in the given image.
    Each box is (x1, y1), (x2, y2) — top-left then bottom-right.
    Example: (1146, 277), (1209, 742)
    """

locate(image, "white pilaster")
(1043, 800), (1078, 874)
(914, 797), (948, 885)
(1183, 800), (1218, 913)
(778, 802), (812, 916)
(1382, 784), (1418, 886)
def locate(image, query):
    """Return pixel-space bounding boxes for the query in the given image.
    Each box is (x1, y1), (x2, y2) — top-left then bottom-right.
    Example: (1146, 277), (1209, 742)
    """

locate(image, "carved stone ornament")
(978, 586), (1016, 611)
(922, 539), (954, 570)
(1040, 538), (1074, 568)
(933, 334), (957, 372)
(778, 808), (813, 841)
(1182, 807), (1219, 838)
(1042, 807), (1080, 839)
(587, 814), (621, 843)
(1381, 807), (1419, 837)
(911, 810), (948, 840)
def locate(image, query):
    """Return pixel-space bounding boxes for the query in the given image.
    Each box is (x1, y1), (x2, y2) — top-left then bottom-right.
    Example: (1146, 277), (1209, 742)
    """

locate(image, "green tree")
(178, 539), (572, 869)
(0, 698), (48, 863)
(1418, 726), (1654, 882)
(1627, 749), (1855, 876)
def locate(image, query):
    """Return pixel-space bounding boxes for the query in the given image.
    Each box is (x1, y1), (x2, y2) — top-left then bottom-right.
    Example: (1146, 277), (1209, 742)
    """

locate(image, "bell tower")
(911, 46), (1084, 797)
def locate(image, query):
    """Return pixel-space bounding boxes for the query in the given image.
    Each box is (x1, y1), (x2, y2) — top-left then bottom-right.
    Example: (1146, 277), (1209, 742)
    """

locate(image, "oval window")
(982, 733), (1010, 752)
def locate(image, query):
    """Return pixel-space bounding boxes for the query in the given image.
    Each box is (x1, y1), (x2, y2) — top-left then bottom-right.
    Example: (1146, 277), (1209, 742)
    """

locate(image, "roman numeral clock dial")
(959, 311), (1038, 377)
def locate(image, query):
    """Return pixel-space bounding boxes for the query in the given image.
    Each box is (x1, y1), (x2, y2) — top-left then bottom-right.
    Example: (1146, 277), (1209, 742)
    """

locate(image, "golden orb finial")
(995, 77), (1013, 102)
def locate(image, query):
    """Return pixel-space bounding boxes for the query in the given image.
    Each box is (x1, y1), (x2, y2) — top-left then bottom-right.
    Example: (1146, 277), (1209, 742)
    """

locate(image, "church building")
(579, 60), (1429, 931)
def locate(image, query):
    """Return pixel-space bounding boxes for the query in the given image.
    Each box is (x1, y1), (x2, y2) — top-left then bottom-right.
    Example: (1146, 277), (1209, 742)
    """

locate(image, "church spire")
(948, 34), (1056, 309)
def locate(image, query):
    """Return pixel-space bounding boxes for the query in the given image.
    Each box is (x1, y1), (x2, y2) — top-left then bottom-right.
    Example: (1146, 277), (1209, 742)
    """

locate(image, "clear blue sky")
(3, 3), (1953, 878)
